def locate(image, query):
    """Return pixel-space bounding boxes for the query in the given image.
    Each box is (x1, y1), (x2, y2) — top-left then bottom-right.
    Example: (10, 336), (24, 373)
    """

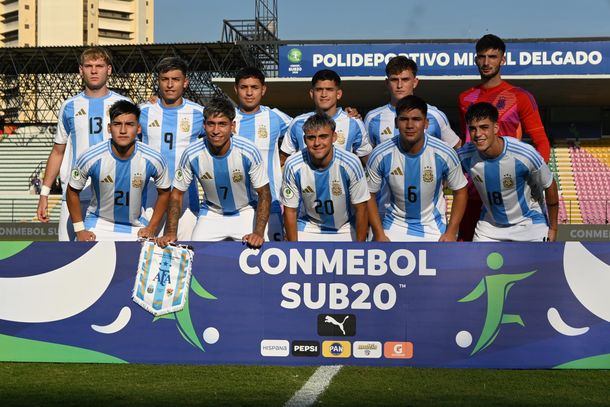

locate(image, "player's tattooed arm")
(157, 188), (184, 247)
(242, 183), (271, 249)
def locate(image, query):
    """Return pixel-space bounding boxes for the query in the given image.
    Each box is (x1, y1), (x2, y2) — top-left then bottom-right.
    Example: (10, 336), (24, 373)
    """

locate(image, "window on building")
(98, 9), (132, 21)
(99, 29), (131, 40)
(3, 10), (18, 23)
(2, 30), (19, 43)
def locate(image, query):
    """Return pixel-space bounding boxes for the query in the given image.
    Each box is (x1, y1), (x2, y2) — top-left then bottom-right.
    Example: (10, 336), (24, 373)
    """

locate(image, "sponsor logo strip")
(292, 340), (320, 357)
(322, 341), (351, 358)
(260, 339), (289, 357)
(384, 341), (413, 359)
(353, 341), (382, 358)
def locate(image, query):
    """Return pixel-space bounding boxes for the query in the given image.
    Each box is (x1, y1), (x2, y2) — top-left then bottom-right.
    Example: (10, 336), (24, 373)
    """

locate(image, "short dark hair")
(109, 100), (140, 121)
(385, 56), (418, 77)
(395, 95), (427, 117)
(465, 102), (499, 124)
(235, 67), (265, 85)
(204, 97), (235, 121)
(476, 34), (506, 54)
(302, 112), (336, 134)
(311, 69), (341, 88)
(155, 57), (188, 76)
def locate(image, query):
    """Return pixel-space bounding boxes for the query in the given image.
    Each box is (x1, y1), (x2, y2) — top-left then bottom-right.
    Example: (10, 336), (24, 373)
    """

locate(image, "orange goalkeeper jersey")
(458, 81), (550, 162)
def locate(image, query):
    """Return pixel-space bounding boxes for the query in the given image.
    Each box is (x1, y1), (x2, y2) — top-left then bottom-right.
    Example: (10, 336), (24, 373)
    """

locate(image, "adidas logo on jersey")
(75, 108), (86, 117)
(101, 175), (114, 184)
(473, 175), (483, 183)
(303, 186), (314, 194)
(381, 127), (393, 136)
(390, 167), (404, 176)
(149, 119), (160, 128)
(201, 172), (213, 180)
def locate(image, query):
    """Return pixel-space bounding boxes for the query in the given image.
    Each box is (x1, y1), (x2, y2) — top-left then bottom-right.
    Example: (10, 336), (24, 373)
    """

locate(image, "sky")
(155, 0), (610, 43)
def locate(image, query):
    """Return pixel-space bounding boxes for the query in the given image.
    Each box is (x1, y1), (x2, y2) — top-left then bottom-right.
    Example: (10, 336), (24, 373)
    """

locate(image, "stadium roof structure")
(0, 42), (256, 124)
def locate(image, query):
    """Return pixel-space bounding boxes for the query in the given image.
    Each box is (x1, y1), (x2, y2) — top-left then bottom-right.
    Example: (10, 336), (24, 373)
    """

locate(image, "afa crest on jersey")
(132, 173), (144, 189)
(257, 125), (268, 139)
(503, 174), (515, 189)
(332, 180), (343, 196)
(180, 117), (191, 133)
(336, 130), (346, 145)
(422, 166), (434, 183)
(232, 169), (244, 183)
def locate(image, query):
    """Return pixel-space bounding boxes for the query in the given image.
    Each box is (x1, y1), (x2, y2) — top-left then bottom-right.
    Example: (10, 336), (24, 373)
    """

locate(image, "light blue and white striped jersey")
(173, 136), (269, 215)
(364, 103), (460, 219)
(56, 91), (131, 186)
(280, 108), (372, 158)
(367, 135), (467, 238)
(139, 98), (204, 213)
(281, 147), (369, 233)
(458, 136), (553, 227)
(364, 103), (461, 147)
(234, 105), (292, 211)
(69, 140), (170, 233)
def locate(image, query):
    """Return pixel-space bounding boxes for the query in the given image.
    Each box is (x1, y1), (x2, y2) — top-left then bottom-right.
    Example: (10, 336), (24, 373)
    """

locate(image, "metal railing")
(0, 196), (60, 223)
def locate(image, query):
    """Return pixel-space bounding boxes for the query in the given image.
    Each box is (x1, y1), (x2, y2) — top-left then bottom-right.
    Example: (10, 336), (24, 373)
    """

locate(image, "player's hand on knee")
(76, 230), (96, 242)
(137, 226), (156, 239)
(242, 232), (264, 249)
(156, 234), (176, 248)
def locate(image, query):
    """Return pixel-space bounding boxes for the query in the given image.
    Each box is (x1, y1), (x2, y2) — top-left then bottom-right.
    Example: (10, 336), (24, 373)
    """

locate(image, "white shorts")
(473, 220), (549, 242)
(383, 221), (442, 242)
(191, 207), (256, 241)
(144, 207), (198, 241)
(297, 222), (356, 242)
(81, 217), (140, 241)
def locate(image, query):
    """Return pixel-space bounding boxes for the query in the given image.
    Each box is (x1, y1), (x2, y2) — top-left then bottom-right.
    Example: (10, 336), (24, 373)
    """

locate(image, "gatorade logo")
(383, 342), (413, 359)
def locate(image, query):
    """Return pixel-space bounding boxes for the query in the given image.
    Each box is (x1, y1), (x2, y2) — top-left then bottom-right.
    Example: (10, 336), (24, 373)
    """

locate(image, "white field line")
(284, 365), (343, 407)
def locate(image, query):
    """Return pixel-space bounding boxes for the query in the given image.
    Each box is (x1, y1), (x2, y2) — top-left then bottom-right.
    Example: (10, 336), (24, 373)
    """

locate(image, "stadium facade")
(0, 0), (154, 47)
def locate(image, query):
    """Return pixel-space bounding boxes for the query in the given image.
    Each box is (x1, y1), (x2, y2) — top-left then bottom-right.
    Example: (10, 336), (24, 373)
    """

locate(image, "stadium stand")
(0, 127), (61, 222)
(570, 139), (610, 224)
(550, 141), (581, 224)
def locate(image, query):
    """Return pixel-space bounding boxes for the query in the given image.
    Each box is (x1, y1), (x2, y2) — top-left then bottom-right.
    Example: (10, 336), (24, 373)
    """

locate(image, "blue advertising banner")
(1, 241), (609, 368)
(279, 42), (610, 77)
